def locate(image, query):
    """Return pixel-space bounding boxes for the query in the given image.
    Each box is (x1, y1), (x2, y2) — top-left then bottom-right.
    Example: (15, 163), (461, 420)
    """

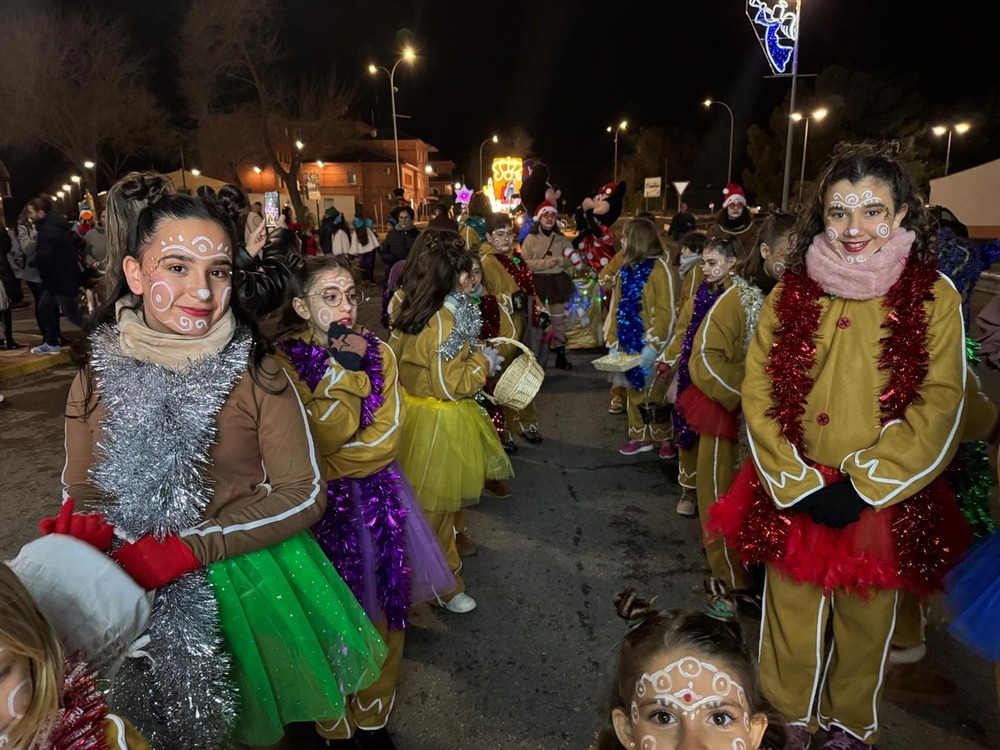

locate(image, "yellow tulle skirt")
(398, 393), (513, 512)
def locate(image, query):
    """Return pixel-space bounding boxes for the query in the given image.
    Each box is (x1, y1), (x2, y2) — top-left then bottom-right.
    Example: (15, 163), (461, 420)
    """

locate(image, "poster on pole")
(643, 177), (662, 198)
(305, 172), (321, 201)
(746, 1), (799, 75)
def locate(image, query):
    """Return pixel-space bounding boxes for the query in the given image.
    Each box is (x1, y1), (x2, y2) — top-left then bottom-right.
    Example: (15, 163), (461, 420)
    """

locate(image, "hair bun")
(118, 171), (175, 207)
(614, 587), (658, 624)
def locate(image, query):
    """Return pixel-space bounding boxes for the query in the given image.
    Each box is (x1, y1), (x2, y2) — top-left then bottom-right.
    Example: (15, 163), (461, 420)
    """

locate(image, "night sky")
(4, 0), (999, 211)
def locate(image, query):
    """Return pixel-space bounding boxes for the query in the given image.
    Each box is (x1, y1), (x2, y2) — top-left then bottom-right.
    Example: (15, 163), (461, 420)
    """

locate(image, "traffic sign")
(643, 177), (662, 198)
(673, 181), (690, 196)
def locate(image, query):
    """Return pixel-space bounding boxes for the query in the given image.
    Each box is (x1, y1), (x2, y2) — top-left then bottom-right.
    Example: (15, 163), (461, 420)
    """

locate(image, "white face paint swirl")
(126, 218), (235, 337)
(822, 178), (906, 264)
(6, 681), (27, 720)
(149, 281), (175, 312)
(625, 651), (764, 750)
(298, 269), (361, 341)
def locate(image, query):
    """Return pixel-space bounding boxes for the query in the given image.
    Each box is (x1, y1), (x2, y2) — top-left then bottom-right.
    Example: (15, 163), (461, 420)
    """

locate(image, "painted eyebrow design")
(156, 253), (233, 266)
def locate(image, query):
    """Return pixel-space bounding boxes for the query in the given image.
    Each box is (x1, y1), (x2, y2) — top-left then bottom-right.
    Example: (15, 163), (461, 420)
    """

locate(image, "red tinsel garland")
(43, 657), (111, 750)
(479, 294), (501, 340)
(495, 251), (544, 328)
(769, 256), (938, 454)
(709, 255), (973, 595)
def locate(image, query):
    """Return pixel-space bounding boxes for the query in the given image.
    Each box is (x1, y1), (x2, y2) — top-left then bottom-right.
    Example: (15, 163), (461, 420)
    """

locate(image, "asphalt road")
(1, 293), (998, 749)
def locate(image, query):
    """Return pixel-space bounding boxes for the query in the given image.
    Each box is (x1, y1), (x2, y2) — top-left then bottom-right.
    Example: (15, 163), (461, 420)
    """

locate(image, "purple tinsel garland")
(674, 280), (725, 450)
(276, 330), (385, 428)
(278, 330), (411, 629)
(616, 259), (656, 390)
(318, 467), (412, 630)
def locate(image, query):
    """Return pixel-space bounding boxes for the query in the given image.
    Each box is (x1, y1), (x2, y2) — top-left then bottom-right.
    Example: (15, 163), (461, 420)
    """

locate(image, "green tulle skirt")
(206, 531), (387, 746)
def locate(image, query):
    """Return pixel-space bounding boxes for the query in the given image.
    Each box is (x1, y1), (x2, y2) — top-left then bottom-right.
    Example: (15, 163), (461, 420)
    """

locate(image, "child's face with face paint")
(702, 247), (735, 283)
(123, 217), (234, 336)
(0, 646), (33, 739)
(822, 177), (907, 263)
(292, 268), (361, 340)
(612, 649), (768, 750)
(488, 224), (514, 254)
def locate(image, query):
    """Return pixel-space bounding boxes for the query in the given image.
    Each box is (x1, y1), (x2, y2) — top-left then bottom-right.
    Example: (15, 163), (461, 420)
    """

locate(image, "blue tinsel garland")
(616, 259), (656, 390)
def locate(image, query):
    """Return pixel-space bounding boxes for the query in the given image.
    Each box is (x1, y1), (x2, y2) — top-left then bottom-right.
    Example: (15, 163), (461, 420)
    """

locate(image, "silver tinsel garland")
(438, 293), (483, 361)
(731, 277), (765, 470)
(87, 324), (251, 750)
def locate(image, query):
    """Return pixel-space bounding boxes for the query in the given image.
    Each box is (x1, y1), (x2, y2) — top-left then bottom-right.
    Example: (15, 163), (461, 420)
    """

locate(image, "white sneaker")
(444, 592), (477, 613)
(889, 643), (926, 665)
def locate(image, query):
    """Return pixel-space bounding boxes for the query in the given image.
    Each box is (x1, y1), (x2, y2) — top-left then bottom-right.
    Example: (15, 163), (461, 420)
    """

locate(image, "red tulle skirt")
(707, 458), (974, 596)
(675, 385), (739, 441)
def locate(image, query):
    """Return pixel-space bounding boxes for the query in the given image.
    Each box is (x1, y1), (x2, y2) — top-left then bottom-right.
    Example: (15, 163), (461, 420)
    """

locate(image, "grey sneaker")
(30, 343), (62, 354)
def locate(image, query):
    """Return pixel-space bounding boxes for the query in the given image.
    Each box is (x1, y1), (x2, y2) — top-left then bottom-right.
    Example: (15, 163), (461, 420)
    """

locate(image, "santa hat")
(722, 183), (746, 207)
(534, 200), (558, 221)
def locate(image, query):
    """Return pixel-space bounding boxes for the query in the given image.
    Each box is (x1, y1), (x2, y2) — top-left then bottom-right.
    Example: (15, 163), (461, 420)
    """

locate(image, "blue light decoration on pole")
(746, 1), (802, 211)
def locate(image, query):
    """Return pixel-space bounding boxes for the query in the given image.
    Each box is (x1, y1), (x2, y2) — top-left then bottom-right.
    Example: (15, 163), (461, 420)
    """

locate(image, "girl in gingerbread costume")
(683, 212), (796, 593)
(709, 142), (973, 749)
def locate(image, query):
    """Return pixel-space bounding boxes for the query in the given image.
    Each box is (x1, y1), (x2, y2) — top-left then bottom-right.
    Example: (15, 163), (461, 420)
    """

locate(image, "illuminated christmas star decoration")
(456, 185), (473, 204)
(746, 0), (798, 75)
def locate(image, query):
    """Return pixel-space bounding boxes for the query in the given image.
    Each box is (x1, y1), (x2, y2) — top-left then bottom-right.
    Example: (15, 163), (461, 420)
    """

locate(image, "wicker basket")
(485, 336), (545, 411)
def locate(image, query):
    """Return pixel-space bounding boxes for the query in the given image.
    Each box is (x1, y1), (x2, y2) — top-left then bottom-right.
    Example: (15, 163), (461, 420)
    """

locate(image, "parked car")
(928, 205), (969, 238)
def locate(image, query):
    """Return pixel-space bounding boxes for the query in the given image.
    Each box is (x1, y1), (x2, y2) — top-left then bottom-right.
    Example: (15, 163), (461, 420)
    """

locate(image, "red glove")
(112, 534), (201, 590)
(656, 362), (673, 382)
(38, 498), (115, 551)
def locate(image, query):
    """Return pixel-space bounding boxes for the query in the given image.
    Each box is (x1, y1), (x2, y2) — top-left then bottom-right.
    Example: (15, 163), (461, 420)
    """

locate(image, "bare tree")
(0, 10), (176, 200)
(179, 0), (355, 220)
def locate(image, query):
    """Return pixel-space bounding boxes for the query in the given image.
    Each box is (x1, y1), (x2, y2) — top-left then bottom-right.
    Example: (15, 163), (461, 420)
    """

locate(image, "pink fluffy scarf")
(805, 229), (915, 300)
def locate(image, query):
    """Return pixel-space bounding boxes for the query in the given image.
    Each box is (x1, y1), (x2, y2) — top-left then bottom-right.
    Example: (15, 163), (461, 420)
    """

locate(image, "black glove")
(327, 322), (367, 371)
(794, 482), (868, 529)
(537, 311), (551, 329)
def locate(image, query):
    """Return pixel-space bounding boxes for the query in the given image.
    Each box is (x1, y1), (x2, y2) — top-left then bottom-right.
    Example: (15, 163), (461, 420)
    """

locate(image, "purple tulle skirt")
(312, 460), (456, 630)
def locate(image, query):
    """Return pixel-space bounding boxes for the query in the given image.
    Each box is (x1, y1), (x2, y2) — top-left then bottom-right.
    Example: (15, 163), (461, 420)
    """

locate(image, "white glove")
(482, 346), (505, 376)
(640, 344), (658, 371)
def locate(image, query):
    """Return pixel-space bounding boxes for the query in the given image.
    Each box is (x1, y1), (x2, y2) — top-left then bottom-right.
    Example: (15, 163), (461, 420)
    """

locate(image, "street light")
(479, 134), (498, 189)
(933, 122), (971, 176)
(295, 140), (305, 151)
(83, 160), (95, 169)
(704, 99), (735, 184)
(191, 169), (201, 176)
(791, 107), (828, 204)
(606, 120), (627, 182)
(369, 46), (416, 188)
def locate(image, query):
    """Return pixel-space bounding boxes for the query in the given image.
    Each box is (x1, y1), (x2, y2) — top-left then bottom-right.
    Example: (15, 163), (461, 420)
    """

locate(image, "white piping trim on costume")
(344, 345), (401, 449)
(747, 423), (825, 507)
(698, 285), (741, 397)
(106, 714), (129, 750)
(798, 591), (827, 724)
(180, 370), (322, 538)
(434, 311), (455, 401)
(844, 274), (966, 506)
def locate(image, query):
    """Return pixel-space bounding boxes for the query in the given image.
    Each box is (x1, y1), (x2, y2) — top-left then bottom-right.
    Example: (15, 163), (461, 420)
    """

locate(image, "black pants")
(1, 308), (13, 344)
(25, 281), (45, 338)
(38, 289), (84, 346)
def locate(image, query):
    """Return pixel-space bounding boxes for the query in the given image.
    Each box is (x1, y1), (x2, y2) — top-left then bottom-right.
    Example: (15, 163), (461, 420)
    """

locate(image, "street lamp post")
(369, 47), (416, 189)
(933, 122), (971, 176)
(703, 99), (734, 184)
(791, 107), (828, 205)
(479, 135), (498, 190)
(606, 120), (627, 182)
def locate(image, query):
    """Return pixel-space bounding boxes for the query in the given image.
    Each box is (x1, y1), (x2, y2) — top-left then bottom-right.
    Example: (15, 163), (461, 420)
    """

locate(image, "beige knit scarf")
(116, 296), (237, 372)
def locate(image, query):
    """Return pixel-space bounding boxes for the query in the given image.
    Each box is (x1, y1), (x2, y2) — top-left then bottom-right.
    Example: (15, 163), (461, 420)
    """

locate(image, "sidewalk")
(0, 299), (76, 382)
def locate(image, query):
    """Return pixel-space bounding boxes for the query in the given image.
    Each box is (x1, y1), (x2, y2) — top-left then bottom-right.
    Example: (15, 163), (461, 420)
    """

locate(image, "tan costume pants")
(677, 444), (698, 489)
(760, 567), (898, 745)
(504, 399), (539, 434)
(626, 379), (672, 443)
(316, 622), (405, 738)
(891, 592), (925, 649)
(609, 384), (627, 409)
(696, 434), (753, 589)
(422, 509), (464, 599)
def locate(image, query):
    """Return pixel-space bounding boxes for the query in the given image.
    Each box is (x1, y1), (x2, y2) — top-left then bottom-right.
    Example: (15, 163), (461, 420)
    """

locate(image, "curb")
(0, 351), (72, 382)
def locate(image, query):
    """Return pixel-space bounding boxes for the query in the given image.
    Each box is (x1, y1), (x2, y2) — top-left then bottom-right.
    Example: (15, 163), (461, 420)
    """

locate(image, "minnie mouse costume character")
(572, 181), (626, 271)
